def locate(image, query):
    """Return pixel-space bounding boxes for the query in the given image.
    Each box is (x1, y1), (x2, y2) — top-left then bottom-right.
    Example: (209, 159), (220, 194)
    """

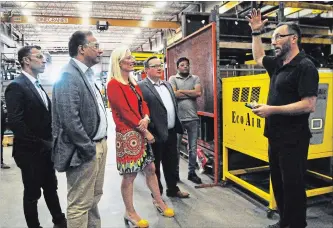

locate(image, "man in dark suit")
(5, 46), (66, 228)
(1, 100), (10, 169)
(52, 31), (107, 228)
(138, 56), (189, 198)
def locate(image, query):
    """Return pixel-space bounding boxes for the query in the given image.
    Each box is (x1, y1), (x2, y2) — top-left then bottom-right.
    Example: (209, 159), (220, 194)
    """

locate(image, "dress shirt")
(72, 58), (108, 140)
(147, 77), (175, 129)
(22, 70), (49, 110)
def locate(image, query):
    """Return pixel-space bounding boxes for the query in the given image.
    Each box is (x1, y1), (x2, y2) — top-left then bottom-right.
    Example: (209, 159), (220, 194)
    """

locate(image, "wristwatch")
(252, 30), (261, 36)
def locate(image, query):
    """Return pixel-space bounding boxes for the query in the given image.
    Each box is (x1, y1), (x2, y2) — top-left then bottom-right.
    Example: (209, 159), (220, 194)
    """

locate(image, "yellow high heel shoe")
(153, 203), (175, 217)
(124, 214), (149, 228)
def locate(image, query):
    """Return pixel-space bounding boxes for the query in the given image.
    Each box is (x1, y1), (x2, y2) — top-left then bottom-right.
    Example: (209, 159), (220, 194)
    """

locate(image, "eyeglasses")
(149, 64), (164, 69)
(271, 33), (295, 42)
(30, 53), (45, 60)
(84, 42), (101, 50)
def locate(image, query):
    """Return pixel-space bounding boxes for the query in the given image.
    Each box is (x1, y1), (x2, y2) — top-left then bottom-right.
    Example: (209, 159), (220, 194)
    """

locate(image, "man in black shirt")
(246, 9), (319, 228)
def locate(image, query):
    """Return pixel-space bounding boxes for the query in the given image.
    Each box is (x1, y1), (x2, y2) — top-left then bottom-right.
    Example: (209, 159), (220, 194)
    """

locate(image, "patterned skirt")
(116, 129), (154, 174)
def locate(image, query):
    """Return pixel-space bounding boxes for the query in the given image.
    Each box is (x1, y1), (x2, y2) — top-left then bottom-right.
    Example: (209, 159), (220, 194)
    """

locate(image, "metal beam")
(219, 1), (241, 14)
(265, 7), (303, 18)
(261, 1), (333, 11)
(278, 2), (286, 22)
(6, 15), (180, 29)
(219, 41), (272, 50)
(261, 32), (333, 44)
(264, 26), (333, 36)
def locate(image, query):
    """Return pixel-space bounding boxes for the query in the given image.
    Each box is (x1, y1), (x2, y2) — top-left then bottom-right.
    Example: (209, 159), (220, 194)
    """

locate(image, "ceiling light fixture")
(141, 20), (149, 27)
(141, 8), (154, 14)
(81, 12), (90, 18)
(134, 28), (141, 34)
(22, 10), (31, 16)
(79, 3), (92, 12)
(144, 15), (154, 21)
(82, 17), (90, 26)
(27, 16), (35, 23)
(155, 2), (167, 8)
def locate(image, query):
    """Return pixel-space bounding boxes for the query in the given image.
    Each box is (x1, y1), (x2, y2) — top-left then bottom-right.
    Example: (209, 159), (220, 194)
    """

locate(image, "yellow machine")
(222, 70), (333, 216)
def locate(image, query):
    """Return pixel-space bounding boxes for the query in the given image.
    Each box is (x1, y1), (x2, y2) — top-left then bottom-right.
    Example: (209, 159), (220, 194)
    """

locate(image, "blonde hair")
(107, 46), (137, 85)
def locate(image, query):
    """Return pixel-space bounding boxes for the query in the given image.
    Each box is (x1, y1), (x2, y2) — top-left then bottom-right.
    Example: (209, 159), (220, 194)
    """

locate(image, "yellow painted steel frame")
(222, 71), (333, 210)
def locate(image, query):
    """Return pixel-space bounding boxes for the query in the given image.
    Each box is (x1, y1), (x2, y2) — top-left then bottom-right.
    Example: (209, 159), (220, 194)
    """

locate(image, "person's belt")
(93, 136), (107, 143)
(168, 127), (176, 132)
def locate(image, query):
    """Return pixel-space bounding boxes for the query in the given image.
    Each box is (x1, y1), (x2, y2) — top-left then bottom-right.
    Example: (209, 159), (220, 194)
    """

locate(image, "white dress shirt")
(22, 70), (49, 110)
(147, 77), (176, 129)
(72, 58), (108, 140)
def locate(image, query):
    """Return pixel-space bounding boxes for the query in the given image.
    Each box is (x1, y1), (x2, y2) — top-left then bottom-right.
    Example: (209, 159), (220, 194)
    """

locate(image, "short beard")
(276, 40), (291, 61)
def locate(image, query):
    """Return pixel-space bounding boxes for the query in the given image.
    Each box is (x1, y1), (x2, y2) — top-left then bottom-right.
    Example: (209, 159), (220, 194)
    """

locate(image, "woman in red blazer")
(107, 47), (174, 228)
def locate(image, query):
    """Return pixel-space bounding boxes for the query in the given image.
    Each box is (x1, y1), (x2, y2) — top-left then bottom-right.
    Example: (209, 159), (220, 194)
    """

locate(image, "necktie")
(35, 80), (41, 88)
(35, 80), (48, 110)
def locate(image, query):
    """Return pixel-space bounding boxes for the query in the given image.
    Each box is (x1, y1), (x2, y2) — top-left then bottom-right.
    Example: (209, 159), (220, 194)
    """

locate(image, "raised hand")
(245, 8), (268, 31)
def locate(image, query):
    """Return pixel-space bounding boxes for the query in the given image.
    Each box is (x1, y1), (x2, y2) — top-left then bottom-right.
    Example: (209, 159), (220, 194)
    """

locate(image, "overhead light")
(155, 2), (167, 8)
(201, 20), (205, 24)
(123, 38), (133, 44)
(144, 15), (154, 21)
(141, 8), (154, 14)
(82, 17), (90, 26)
(22, 10), (31, 16)
(79, 3), (91, 12)
(141, 20), (149, 27)
(27, 16), (35, 23)
(81, 12), (90, 18)
(134, 28), (141, 34)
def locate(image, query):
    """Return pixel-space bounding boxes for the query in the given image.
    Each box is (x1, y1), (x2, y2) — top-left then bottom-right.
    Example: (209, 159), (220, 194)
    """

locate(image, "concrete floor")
(1, 110), (332, 228)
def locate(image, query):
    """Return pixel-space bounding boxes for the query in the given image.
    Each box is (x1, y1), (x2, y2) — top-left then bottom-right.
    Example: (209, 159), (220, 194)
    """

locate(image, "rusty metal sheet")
(167, 26), (214, 114)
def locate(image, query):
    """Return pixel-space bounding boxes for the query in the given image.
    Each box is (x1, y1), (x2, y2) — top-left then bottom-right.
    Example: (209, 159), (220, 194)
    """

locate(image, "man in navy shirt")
(246, 9), (319, 228)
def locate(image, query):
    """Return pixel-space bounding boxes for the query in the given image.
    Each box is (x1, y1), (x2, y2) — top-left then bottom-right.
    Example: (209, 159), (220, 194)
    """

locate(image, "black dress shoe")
(53, 218), (67, 228)
(167, 190), (190, 198)
(1, 163), (10, 169)
(188, 172), (202, 184)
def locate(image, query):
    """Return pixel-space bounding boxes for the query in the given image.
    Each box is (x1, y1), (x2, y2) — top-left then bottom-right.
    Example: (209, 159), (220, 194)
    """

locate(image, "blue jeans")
(177, 120), (199, 174)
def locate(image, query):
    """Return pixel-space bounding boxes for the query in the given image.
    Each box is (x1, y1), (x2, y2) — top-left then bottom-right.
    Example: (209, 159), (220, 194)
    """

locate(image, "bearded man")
(246, 8), (319, 228)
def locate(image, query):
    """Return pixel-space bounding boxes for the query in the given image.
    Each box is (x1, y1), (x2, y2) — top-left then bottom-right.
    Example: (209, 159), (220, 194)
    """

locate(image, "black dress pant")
(151, 128), (180, 196)
(16, 151), (65, 228)
(268, 137), (310, 228)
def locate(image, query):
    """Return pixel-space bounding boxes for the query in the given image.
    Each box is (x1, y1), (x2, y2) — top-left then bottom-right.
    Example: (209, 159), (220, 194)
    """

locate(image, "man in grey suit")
(138, 56), (189, 199)
(52, 31), (107, 228)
